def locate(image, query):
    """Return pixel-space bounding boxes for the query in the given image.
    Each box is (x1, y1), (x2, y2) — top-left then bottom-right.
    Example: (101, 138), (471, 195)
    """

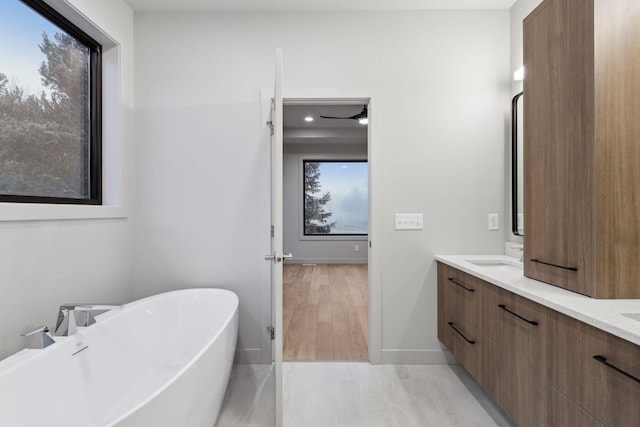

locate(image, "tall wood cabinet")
(523, 0), (640, 298)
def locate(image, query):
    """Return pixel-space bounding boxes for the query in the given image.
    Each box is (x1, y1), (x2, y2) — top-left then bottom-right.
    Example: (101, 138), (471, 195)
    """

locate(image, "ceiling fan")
(320, 105), (368, 124)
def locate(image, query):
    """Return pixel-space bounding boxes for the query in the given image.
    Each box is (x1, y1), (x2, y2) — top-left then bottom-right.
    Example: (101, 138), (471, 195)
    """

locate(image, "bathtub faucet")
(21, 326), (56, 349)
(55, 304), (122, 336)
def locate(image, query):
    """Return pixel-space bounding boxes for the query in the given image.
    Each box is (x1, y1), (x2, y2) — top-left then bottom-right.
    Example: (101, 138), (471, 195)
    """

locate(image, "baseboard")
(235, 348), (270, 364)
(237, 348), (459, 365)
(284, 258), (367, 265)
(379, 349), (459, 365)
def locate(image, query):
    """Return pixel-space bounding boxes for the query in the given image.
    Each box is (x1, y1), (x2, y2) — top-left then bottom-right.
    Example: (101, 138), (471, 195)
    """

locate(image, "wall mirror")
(512, 92), (524, 235)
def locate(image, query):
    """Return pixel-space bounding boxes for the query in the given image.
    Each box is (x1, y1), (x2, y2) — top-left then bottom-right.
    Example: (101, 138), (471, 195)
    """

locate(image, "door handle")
(264, 252), (294, 263)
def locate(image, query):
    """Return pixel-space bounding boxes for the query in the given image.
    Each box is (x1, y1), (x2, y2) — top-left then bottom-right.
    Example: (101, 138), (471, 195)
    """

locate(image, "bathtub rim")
(106, 287), (239, 425)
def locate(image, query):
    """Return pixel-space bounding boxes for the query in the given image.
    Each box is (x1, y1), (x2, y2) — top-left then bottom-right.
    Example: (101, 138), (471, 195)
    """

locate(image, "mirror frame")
(511, 91), (524, 236)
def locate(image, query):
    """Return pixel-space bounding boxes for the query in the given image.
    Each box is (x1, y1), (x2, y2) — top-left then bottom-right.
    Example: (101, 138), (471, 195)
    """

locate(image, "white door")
(264, 48), (285, 427)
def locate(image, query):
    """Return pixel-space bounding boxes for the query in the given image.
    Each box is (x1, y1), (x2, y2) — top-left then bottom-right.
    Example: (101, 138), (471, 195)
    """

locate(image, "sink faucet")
(512, 246), (524, 262)
(55, 304), (122, 336)
(21, 326), (55, 349)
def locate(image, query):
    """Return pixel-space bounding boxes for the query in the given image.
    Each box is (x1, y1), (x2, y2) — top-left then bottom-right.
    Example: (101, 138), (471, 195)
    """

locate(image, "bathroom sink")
(465, 259), (523, 273)
(622, 313), (640, 322)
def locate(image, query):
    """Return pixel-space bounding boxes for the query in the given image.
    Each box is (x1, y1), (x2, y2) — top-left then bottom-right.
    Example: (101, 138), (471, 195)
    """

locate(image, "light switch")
(395, 214), (424, 230)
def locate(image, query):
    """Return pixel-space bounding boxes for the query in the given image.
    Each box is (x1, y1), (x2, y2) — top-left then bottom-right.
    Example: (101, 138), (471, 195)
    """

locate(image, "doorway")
(282, 103), (370, 362)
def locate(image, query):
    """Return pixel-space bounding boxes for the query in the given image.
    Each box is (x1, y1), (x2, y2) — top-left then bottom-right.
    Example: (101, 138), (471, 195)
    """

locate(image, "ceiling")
(283, 104), (367, 145)
(124, 0), (517, 12)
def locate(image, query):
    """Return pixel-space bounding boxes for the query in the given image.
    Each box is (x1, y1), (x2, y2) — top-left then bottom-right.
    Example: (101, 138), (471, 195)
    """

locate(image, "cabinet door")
(581, 323), (640, 426)
(496, 290), (550, 427)
(523, 0), (594, 296)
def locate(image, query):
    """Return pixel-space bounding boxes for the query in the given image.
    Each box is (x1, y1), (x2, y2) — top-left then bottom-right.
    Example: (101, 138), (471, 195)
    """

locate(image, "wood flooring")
(283, 264), (368, 361)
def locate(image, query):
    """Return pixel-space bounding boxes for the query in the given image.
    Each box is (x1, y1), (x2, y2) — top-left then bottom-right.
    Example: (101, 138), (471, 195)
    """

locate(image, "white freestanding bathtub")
(0, 288), (238, 427)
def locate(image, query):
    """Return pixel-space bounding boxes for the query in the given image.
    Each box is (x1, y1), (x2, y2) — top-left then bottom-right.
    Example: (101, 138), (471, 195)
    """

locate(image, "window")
(0, 0), (102, 204)
(303, 160), (368, 236)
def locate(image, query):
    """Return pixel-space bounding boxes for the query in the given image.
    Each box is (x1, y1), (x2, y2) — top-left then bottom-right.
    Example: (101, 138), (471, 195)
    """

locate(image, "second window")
(303, 160), (368, 236)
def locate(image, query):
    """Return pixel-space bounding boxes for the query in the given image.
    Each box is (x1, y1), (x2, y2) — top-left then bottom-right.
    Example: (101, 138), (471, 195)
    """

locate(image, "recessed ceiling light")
(304, 116), (314, 122)
(359, 118), (368, 125)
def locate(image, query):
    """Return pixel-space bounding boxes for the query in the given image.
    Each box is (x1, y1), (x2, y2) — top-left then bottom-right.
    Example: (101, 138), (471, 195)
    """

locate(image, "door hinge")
(267, 326), (275, 340)
(267, 120), (274, 136)
(271, 225), (275, 237)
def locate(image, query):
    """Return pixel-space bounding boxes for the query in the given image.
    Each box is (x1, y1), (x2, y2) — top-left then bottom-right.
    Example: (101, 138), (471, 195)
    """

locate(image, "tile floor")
(216, 362), (514, 427)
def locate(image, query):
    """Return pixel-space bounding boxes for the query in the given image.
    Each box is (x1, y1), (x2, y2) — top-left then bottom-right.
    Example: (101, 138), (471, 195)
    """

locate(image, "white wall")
(133, 10), (509, 363)
(507, 0), (543, 243)
(0, 0), (134, 360)
(283, 143), (368, 264)
(510, 0), (544, 86)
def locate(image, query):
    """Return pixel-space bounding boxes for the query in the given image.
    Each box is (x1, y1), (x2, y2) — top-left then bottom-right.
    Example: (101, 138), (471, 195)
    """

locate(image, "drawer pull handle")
(448, 322), (475, 344)
(530, 258), (578, 272)
(447, 278), (475, 293)
(593, 355), (640, 385)
(498, 304), (539, 326)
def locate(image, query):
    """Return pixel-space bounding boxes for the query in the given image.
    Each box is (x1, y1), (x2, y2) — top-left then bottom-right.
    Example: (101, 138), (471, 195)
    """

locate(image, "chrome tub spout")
(55, 304), (122, 336)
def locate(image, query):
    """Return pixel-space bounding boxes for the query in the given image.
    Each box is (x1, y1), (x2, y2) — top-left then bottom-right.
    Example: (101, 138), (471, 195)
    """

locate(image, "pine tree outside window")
(0, 0), (102, 204)
(303, 160), (368, 236)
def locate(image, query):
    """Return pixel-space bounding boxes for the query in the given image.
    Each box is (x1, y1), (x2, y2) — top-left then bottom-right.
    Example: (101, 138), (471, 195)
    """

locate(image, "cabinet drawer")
(444, 309), (497, 397)
(496, 289), (550, 427)
(445, 309), (479, 368)
(551, 312), (640, 427)
(438, 264), (497, 337)
(582, 323), (640, 426)
(462, 274), (498, 338)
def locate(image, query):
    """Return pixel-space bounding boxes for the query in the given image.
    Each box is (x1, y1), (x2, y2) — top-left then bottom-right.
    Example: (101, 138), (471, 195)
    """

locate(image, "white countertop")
(435, 254), (640, 347)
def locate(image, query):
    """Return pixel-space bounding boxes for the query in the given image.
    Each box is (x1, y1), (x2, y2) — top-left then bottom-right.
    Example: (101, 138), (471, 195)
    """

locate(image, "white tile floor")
(216, 363), (514, 427)
(216, 364), (275, 426)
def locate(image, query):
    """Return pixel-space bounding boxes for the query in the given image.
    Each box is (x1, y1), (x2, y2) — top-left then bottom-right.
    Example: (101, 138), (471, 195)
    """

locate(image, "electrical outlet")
(488, 213), (499, 231)
(354, 245), (360, 252)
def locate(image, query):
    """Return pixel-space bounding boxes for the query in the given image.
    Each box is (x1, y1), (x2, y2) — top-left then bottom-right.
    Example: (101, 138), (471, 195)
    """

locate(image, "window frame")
(302, 159), (369, 237)
(0, 0), (102, 205)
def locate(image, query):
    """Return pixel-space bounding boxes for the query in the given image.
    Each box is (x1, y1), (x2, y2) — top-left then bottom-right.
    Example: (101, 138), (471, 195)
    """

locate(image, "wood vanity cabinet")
(438, 262), (639, 426)
(523, 0), (640, 298)
(551, 311), (640, 427)
(437, 263), (549, 426)
(494, 289), (550, 427)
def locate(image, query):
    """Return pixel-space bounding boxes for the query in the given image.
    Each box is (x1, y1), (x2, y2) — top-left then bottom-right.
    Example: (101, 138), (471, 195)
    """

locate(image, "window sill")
(299, 234), (368, 241)
(0, 203), (127, 222)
